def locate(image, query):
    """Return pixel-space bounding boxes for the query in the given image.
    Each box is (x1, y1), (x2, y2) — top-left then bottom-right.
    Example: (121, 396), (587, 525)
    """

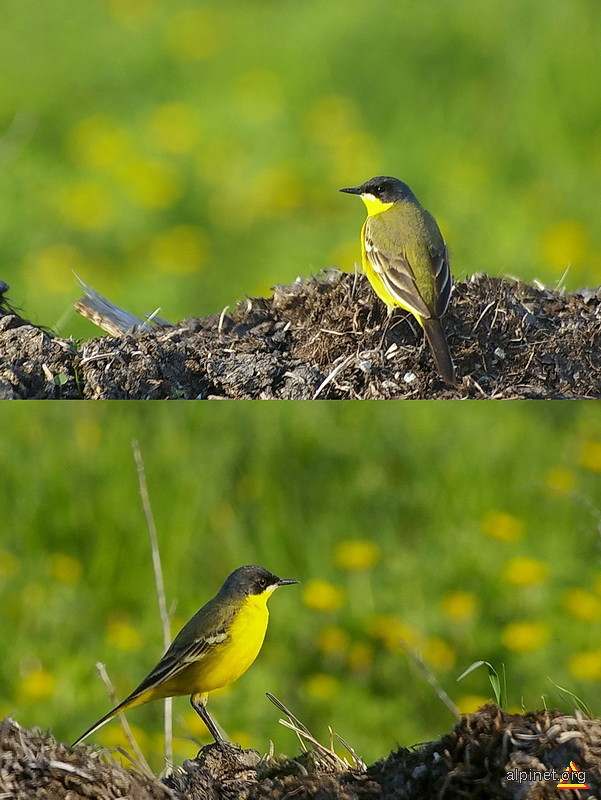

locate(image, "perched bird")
(72, 565), (299, 746)
(340, 176), (457, 386)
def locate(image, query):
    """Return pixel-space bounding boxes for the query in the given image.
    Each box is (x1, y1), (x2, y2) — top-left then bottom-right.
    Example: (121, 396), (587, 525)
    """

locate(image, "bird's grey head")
(340, 176), (417, 204)
(219, 565), (299, 597)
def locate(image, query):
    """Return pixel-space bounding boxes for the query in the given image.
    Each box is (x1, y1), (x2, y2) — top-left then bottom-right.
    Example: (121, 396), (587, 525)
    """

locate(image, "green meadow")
(2, 0), (600, 341)
(1, 402), (600, 767)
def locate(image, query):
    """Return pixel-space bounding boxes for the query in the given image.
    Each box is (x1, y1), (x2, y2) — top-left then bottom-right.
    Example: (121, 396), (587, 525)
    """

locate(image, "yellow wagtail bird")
(72, 565), (299, 746)
(340, 176), (457, 386)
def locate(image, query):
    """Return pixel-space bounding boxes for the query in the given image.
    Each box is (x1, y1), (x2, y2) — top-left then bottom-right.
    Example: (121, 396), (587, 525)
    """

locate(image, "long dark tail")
(71, 688), (150, 746)
(422, 317), (457, 386)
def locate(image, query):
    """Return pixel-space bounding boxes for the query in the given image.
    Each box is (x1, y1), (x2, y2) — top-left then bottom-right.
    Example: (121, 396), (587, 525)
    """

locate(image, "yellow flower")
(481, 510), (524, 542)
(501, 621), (549, 653)
(317, 626), (349, 655)
(347, 642), (374, 672)
(48, 553), (82, 585)
(544, 467), (575, 493)
(105, 618), (142, 652)
(149, 224), (209, 275)
(305, 673), (340, 701)
(28, 244), (87, 293)
(17, 666), (55, 702)
(367, 615), (418, 652)
(563, 588), (601, 622)
(148, 103), (201, 154)
(502, 557), (549, 586)
(0, 551), (20, 578)
(580, 441), (601, 472)
(334, 540), (380, 570)
(164, 9), (220, 62)
(105, 0), (158, 28)
(67, 115), (131, 169)
(74, 416), (102, 452)
(98, 723), (148, 750)
(58, 181), (115, 230)
(540, 220), (589, 271)
(117, 158), (181, 209)
(440, 590), (477, 621)
(422, 637), (456, 671)
(568, 649), (601, 681)
(302, 579), (344, 613)
(456, 694), (490, 714)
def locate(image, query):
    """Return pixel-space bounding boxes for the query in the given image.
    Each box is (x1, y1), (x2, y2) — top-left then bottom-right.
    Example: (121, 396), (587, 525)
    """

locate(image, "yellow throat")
(360, 193), (395, 217)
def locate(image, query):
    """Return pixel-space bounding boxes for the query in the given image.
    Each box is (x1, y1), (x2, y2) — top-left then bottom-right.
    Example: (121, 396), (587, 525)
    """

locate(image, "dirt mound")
(1, 272), (600, 398)
(2, 705), (599, 799)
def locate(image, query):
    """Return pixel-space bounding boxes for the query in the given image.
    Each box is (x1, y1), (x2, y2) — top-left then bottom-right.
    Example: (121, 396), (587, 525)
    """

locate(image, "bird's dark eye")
(258, 577), (267, 589)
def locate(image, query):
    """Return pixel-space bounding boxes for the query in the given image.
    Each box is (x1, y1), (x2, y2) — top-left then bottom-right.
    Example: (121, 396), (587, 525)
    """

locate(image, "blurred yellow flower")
(501, 621), (549, 653)
(347, 642), (374, 672)
(105, 0), (158, 27)
(67, 115), (131, 169)
(17, 666), (55, 702)
(440, 590), (477, 621)
(118, 158), (182, 209)
(568, 649), (601, 681)
(302, 579), (344, 613)
(422, 636), (456, 671)
(164, 9), (220, 62)
(540, 220), (589, 271)
(367, 615), (419, 651)
(502, 557), (549, 586)
(105, 618), (142, 652)
(148, 103), (201, 154)
(334, 540), (380, 570)
(580, 441), (601, 472)
(98, 722), (148, 750)
(481, 510), (524, 542)
(543, 466), (575, 493)
(562, 588), (601, 622)
(247, 166), (303, 219)
(229, 730), (253, 749)
(317, 625), (349, 655)
(456, 694), (489, 714)
(305, 673), (340, 701)
(149, 224), (208, 275)
(329, 238), (362, 273)
(0, 551), (20, 578)
(48, 553), (82, 585)
(58, 181), (115, 230)
(328, 131), (382, 188)
(29, 244), (86, 293)
(74, 416), (102, 452)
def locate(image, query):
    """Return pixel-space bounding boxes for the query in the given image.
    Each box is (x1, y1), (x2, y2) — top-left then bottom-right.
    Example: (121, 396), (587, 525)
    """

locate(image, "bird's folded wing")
(428, 244), (452, 316)
(130, 627), (229, 696)
(364, 227), (431, 319)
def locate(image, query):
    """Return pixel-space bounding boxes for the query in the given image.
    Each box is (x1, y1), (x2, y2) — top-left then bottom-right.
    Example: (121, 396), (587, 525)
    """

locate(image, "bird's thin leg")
(378, 306), (394, 349)
(190, 693), (226, 745)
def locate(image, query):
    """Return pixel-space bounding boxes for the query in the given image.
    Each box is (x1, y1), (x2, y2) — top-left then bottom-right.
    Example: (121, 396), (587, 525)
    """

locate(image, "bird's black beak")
(339, 185), (362, 195)
(277, 578), (300, 586)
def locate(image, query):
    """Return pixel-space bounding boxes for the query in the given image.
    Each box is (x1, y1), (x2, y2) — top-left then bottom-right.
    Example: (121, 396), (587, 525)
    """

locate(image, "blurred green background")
(1, 0), (600, 340)
(1, 402), (601, 768)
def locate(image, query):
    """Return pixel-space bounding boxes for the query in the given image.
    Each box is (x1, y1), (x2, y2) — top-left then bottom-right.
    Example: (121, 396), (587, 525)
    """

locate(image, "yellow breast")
(182, 593), (270, 694)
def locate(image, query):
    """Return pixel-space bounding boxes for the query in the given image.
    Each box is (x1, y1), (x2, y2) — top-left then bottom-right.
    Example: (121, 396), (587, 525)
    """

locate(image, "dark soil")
(1, 272), (600, 398)
(2, 705), (599, 799)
